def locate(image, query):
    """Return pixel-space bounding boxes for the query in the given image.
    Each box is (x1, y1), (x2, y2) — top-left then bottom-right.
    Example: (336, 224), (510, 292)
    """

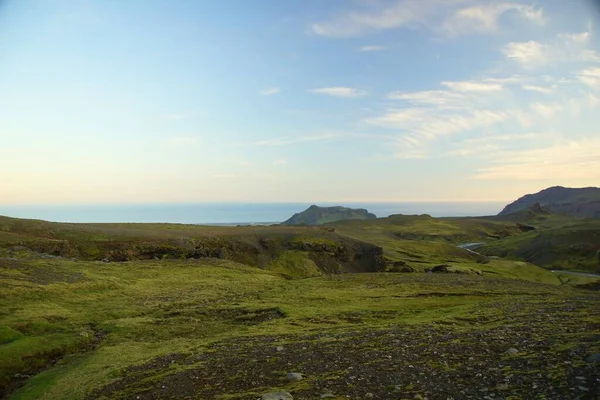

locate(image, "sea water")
(0, 202), (506, 224)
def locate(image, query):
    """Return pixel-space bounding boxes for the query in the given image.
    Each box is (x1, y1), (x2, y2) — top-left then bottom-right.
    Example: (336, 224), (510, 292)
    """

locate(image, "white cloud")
(255, 132), (342, 146)
(503, 30), (599, 69)
(260, 87), (281, 96)
(359, 45), (386, 52)
(472, 139), (600, 181)
(367, 108), (509, 144)
(577, 67), (600, 89)
(448, 132), (550, 157)
(503, 40), (547, 67)
(310, 87), (367, 98)
(274, 159), (288, 165)
(309, 0), (436, 38)
(387, 90), (467, 107)
(441, 80), (503, 92)
(442, 2), (544, 35)
(558, 31), (590, 43)
(309, 0), (544, 38)
(522, 84), (552, 94)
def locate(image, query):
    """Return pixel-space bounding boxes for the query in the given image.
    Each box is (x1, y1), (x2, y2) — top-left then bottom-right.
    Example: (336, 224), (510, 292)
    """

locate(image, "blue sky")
(1, 0), (599, 204)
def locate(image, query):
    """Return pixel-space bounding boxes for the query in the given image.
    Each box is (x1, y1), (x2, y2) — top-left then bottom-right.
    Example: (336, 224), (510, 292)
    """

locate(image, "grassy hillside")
(2, 249), (599, 400)
(477, 216), (600, 273)
(0, 216), (386, 278)
(332, 213), (600, 273)
(1, 215), (599, 399)
(329, 214), (530, 270)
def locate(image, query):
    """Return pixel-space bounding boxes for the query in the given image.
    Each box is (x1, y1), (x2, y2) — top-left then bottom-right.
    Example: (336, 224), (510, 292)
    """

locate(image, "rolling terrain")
(0, 213), (599, 399)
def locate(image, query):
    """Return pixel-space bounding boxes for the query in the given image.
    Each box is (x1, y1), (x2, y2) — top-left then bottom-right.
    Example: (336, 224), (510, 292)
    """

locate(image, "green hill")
(281, 205), (376, 225)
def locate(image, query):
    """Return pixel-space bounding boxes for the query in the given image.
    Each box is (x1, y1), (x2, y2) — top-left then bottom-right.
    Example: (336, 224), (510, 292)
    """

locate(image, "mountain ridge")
(499, 186), (600, 219)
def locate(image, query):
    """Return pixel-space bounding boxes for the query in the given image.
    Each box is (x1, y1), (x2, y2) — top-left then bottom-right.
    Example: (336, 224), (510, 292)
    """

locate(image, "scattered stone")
(320, 393), (335, 398)
(365, 393), (374, 399)
(287, 372), (303, 381)
(276, 346), (284, 352)
(262, 392), (293, 400)
(506, 348), (519, 355)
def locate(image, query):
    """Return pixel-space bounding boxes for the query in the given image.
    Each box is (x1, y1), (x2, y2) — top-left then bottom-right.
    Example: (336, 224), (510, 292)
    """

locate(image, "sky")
(1, 0), (599, 204)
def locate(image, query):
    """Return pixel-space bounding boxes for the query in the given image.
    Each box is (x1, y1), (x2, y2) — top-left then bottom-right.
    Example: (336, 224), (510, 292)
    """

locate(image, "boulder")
(386, 260), (415, 273)
(287, 372), (303, 381)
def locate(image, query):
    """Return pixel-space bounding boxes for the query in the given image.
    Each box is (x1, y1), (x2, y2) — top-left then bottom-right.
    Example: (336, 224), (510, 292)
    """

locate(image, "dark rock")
(431, 264), (453, 273)
(516, 223), (536, 232)
(430, 264), (482, 276)
(386, 260), (415, 273)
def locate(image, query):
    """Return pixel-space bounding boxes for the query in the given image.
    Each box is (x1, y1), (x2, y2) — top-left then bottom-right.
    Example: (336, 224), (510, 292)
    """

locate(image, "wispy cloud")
(310, 87), (367, 98)
(503, 40), (547, 67)
(260, 87), (281, 96)
(309, 0), (435, 38)
(472, 139), (600, 181)
(442, 2), (544, 36)
(359, 45), (386, 52)
(448, 132), (551, 157)
(558, 31), (590, 43)
(441, 80), (504, 92)
(387, 90), (467, 107)
(367, 108), (509, 144)
(577, 67), (600, 89)
(503, 29), (599, 69)
(368, 69), (600, 160)
(522, 84), (552, 94)
(309, 0), (544, 38)
(255, 132), (342, 146)
(274, 159), (288, 165)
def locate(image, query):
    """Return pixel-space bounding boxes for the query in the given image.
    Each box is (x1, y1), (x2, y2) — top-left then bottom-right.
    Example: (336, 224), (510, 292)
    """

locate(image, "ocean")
(0, 202), (507, 224)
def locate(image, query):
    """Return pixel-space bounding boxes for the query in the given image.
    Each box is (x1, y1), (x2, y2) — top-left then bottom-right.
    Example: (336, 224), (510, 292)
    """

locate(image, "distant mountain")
(281, 205), (377, 226)
(499, 186), (600, 218)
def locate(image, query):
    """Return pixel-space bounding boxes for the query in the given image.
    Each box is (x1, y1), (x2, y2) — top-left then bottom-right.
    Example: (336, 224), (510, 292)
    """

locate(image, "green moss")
(266, 251), (324, 279)
(0, 325), (23, 344)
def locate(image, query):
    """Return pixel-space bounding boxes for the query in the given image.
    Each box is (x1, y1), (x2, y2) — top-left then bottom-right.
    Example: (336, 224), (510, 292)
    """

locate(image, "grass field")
(1, 215), (599, 399)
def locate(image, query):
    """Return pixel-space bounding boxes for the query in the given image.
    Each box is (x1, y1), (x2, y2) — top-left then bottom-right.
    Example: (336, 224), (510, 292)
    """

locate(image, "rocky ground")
(90, 294), (600, 400)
